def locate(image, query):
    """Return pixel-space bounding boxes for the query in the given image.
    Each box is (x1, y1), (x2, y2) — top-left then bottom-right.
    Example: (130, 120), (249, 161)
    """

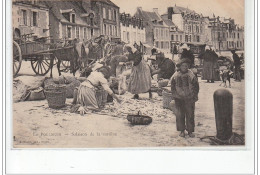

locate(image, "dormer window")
(71, 13), (75, 23)
(60, 9), (76, 23)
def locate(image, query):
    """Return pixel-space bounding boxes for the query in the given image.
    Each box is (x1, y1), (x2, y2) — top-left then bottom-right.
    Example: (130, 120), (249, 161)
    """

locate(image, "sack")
(26, 87), (46, 101)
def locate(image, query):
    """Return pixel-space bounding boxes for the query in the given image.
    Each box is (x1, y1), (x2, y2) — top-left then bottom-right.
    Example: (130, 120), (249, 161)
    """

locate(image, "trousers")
(175, 99), (195, 132)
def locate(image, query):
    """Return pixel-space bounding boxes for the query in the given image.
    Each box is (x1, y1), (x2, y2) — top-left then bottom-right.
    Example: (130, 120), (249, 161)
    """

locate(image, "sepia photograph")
(12, 0), (245, 148)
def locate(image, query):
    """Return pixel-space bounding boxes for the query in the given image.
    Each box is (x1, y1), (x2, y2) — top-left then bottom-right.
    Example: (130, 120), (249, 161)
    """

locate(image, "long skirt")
(128, 60), (152, 94)
(77, 85), (99, 110)
(202, 61), (215, 80)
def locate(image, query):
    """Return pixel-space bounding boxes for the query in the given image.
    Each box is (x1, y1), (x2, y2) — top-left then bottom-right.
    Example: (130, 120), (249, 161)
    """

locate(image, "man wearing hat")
(151, 52), (176, 79)
(231, 49), (241, 81)
(171, 58), (199, 138)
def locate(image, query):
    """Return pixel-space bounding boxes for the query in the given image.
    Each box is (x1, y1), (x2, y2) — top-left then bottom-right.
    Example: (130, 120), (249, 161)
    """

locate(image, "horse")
(49, 39), (82, 77)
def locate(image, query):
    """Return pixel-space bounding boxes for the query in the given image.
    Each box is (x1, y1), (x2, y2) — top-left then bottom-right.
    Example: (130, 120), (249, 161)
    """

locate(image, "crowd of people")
(69, 42), (244, 138)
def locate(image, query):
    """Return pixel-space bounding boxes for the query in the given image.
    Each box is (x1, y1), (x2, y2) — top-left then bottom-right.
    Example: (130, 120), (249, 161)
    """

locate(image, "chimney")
(168, 7), (173, 20)
(153, 8), (158, 14)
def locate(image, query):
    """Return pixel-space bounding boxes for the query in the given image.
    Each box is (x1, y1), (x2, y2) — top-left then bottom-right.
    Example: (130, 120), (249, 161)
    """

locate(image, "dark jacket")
(128, 50), (142, 66)
(233, 53), (241, 66)
(158, 58), (176, 79)
(181, 49), (195, 67)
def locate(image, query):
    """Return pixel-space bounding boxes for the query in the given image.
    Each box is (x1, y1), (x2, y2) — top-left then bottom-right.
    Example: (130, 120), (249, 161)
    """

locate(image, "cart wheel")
(31, 55), (51, 75)
(61, 60), (70, 69)
(13, 41), (22, 77)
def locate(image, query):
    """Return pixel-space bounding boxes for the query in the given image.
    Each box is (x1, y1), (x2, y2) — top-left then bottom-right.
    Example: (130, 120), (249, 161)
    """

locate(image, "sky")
(112, 0), (245, 26)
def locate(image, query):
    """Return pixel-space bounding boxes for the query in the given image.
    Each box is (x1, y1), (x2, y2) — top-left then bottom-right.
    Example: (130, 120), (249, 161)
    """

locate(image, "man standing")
(231, 49), (241, 82)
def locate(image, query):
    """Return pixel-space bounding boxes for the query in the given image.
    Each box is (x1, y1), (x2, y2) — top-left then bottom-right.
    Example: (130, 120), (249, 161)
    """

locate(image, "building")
(161, 14), (184, 53)
(90, 0), (121, 42)
(204, 16), (244, 51)
(166, 5), (206, 53)
(12, 0), (50, 39)
(134, 7), (171, 53)
(120, 13), (146, 46)
(44, 1), (99, 42)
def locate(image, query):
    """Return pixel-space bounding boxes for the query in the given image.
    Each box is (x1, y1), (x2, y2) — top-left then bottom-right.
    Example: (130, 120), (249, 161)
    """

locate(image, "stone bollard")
(213, 89), (233, 140)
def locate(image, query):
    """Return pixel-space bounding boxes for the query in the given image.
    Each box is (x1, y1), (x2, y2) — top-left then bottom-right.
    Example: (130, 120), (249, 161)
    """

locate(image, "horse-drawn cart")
(13, 34), (83, 77)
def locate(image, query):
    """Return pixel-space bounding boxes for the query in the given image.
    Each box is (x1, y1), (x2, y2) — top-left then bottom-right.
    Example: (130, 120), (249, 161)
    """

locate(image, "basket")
(158, 79), (169, 88)
(127, 111), (152, 125)
(162, 90), (173, 109)
(96, 88), (108, 108)
(44, 85), (66, 109)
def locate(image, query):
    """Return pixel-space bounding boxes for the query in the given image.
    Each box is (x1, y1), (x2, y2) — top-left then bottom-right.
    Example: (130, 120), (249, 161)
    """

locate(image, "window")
(71, 14), (75, 23)
(103, 8), (106, 19)
(218, 32), (220, 39)
(155, 29), (159, 38)
(83, 28), (87, 39)
(234, 33), (236, 38)
(76, 27), (79, 38)
(180, 35), (182, 41)
(237, 41), (239, 47)
(67, 26), (72, 38)
(90, 18), (94, 26)
(171, 34), (174, 41)
(127, 32), (130, 42)
(176, 35), (178, 41)
(197, 35), (200, 42)
(115, 26), (117, 36)
(238, 33), (240, 39)
(161, 41), (164, 49)
(32, 12), (38, 26)
(161, 28), (163, 38)
(110, 25), (112, 35)
(185, 35), (188, 42)
(155, 41), (159, 48)
(108, 9), (112, 20)
(240, 41), (242, 47)
(114, 10), (117, 21)
(103, 24), (106, 35)
(91, 29), (94, 37)
(21, 10), (27, 25)
(189, 35), (191, 42)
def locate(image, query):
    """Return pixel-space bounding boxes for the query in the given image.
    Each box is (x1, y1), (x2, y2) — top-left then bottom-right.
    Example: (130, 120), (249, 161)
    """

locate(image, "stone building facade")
(134, 7), (170, 53)
(12, 0), (50, 39)
(120, 13), (146, 45)
(90, 0), (121, 41)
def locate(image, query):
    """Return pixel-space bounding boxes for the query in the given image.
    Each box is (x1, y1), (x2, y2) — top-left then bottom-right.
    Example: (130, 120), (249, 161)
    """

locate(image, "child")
(171, 58), (200, 138)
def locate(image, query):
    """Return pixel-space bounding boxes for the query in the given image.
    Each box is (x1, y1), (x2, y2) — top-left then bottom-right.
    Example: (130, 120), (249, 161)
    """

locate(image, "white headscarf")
(211, 47), (216, 52)
(205, 45), (210, 51)
(181, 43), (190, 50)
(125, 44), (137, 53)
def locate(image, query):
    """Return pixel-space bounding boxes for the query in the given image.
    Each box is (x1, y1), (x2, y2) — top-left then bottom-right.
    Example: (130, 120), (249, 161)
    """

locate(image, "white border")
(4, 0), (256, 174)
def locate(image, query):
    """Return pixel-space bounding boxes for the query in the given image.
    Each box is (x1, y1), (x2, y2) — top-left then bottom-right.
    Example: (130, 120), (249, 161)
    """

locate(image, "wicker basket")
(96, 88), (108, 108)
(127, 111), (152, 125)
(162, 90), (173, 109)
(44, 85), (66, 109)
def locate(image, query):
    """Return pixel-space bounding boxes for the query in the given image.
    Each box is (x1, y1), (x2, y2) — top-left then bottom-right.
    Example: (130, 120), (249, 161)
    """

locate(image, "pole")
(213, 89), (233, 140)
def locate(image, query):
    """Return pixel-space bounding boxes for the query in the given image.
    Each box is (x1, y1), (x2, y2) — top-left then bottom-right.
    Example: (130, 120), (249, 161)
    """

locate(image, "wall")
(13, 3), (50, 38)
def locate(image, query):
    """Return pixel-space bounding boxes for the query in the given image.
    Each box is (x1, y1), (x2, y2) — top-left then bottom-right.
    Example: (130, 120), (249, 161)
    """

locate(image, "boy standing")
(171, 58), (200, 137)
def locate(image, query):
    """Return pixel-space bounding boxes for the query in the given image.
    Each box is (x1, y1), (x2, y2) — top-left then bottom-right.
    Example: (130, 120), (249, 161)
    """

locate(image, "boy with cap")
(170, 58), (199, 137)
